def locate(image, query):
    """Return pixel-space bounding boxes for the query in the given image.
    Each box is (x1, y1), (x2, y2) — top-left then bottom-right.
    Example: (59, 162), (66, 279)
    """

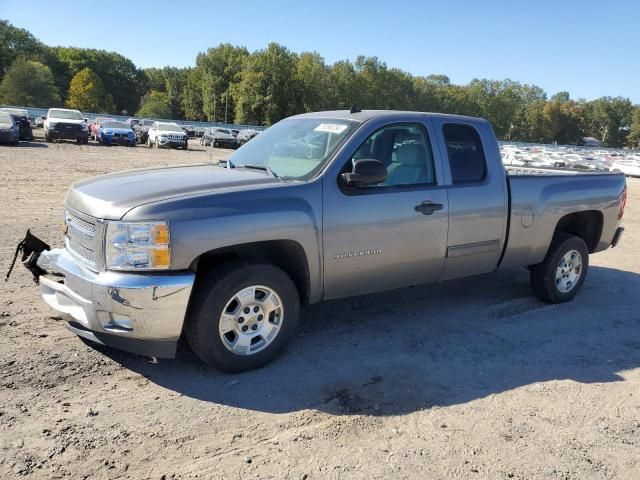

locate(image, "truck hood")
(50, 118), (85, 125)
(102, 127), (134, 134)
(66, 164), (279, 220)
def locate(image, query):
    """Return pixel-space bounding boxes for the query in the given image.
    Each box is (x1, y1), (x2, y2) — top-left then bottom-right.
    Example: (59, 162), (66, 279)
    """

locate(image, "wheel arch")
(552, 210), (603, 253)
(189, 240), (311, 305)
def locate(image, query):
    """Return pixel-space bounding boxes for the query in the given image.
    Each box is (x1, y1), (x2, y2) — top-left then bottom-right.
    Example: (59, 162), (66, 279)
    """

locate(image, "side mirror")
(342, 159), (387, 187)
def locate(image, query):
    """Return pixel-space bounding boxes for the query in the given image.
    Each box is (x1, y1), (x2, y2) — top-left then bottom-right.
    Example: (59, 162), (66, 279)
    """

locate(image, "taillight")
(619, 184), (627, 220)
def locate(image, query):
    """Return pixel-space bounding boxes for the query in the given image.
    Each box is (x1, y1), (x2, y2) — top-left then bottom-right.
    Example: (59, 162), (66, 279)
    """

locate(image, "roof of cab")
(289, 109), (487, 124)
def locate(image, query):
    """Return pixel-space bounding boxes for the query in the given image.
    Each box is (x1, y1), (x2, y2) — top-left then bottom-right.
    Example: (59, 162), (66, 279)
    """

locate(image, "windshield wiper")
(237, 164), (279, 179)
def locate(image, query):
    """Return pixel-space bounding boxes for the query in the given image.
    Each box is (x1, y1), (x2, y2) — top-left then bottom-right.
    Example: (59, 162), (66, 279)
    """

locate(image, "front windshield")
(142, 120), (155, 126)
(0, 112), (13, 125)
(157, 123), (183, 132)
(103, 121), (129, 129)
(216, 128), (231, 135)
(50, 109), (83, 120)
(229, 118), (356, 179)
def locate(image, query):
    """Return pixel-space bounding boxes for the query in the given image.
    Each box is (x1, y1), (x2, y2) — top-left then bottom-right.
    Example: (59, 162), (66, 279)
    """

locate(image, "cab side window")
(350, 123), (435, 187)
(442, 123), (487, 184)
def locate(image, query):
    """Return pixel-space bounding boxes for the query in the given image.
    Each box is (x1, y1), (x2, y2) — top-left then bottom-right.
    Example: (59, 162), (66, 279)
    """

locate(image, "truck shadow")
(103, 265), (640, 416)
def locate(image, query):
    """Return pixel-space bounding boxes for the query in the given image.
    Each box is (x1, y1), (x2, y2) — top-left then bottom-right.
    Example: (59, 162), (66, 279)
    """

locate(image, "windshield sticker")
(314, 123), (348, 134)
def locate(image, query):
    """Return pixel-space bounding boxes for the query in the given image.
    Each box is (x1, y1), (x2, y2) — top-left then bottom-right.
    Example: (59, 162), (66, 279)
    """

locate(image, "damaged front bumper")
(36, 248), (194, 358)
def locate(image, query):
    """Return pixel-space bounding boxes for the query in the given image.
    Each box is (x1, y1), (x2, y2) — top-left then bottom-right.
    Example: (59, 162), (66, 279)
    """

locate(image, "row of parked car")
(0, 107), (261, 149)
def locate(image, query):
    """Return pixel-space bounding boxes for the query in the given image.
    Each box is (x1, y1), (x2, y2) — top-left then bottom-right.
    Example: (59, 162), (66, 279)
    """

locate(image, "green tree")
(66, 67), (115, 113)
(627, 107), (640, 149)
(232, 43), (299, 125)
(136, 91), (172, 118)
(583, 97), (633, 147)
(143, 67), (188, 119)
(52, 47), (145, 114)
(193, 43), (249, 122)
(182, 68), (204, 120)
(0, 58), (60, 106)
(296, 52), (328, 112)
(0, 20), (46, 78)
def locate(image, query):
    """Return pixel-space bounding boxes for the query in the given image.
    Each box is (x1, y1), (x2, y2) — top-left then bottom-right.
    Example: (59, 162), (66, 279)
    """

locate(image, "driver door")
(322, 120), (449, 299)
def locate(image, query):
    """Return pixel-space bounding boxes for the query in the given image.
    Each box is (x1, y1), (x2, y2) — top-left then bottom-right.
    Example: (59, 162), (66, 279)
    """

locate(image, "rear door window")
(442, 124), (487, 184)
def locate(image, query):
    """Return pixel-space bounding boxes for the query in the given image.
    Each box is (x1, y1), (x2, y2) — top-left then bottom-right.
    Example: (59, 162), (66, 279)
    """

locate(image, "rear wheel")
(530, 234), (589, 303)
(186, 262), (300, 372)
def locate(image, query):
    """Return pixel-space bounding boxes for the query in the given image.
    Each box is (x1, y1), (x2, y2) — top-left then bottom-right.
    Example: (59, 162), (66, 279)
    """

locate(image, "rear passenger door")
(431, 120), (508, 280)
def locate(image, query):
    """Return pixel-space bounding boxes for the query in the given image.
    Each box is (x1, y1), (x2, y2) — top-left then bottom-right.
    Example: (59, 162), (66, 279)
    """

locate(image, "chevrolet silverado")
(15, 110), (626, 372)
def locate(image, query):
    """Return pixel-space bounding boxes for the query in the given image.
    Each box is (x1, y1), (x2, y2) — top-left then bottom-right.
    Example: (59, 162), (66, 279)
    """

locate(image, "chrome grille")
(64, 210), (98, 269)
(66, 238), (96, 263)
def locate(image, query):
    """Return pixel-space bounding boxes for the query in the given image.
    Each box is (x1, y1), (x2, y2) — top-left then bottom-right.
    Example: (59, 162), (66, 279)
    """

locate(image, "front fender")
(122, 180), (324, 302)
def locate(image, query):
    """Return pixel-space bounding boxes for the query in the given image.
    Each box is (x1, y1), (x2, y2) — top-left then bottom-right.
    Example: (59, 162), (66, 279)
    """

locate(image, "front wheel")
(530, 234), (589, 303)
(186, 262), (300, 372)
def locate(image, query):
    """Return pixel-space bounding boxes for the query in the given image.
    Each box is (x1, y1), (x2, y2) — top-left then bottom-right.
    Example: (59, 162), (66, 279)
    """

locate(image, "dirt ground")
(0, 133), (639, 480)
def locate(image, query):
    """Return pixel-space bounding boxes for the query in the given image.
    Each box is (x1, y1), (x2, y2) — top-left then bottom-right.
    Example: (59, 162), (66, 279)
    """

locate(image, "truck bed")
(499, 169), (626, 270)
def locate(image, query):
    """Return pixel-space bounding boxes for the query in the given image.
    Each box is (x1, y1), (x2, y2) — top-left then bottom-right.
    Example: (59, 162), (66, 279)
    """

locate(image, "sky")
(3, 0), (638, 103)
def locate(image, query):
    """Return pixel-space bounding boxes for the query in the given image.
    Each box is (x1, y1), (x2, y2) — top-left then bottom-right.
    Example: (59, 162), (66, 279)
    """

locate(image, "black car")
(200, 128), (239, 148)
(236, 129), (260, 146)
(134, 119), (156, 144)
(181, 125), (196, 138)
(0, 108), (34, 141)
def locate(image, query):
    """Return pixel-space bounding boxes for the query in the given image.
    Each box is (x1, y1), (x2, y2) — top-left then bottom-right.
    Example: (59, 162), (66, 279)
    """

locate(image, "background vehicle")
(201, 127), (238, 148)
(44, 108), (89, 144)
(181, 125), (196, 137)
(90, 116), (115, 142)
(0, 108), (34, 140)
(147, 121), (188, 149)
(134, 118), (155, 144)
(98, 120), (136, 146)
(236, 129), (260, 145)
(0, 111), (20, 145)
(125, 117), (141, 129)
(25, 110), (626, 373)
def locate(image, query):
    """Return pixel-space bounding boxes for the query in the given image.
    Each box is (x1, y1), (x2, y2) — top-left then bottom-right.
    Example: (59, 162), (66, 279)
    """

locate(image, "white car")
(147, 122), (188, 149)
(44, 108), (89, 144)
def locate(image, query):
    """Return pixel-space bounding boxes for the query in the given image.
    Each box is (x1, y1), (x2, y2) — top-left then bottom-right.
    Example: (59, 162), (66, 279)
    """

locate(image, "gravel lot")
(0, 133), (639, 479)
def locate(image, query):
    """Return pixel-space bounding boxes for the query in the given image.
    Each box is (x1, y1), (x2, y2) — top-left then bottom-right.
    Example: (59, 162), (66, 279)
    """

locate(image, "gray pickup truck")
(18, 110), (627, 372)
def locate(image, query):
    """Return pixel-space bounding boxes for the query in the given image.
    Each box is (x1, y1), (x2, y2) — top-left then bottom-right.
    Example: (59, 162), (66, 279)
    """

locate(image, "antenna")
(349, 104), (361, 114)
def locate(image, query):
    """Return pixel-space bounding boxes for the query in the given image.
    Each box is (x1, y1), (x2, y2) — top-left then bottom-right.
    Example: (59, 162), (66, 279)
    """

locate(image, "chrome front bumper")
(37, 248), (195, 358)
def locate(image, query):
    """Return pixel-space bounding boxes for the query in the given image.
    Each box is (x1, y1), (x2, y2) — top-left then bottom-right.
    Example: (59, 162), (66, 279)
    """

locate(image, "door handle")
(415, 201), (443, 215)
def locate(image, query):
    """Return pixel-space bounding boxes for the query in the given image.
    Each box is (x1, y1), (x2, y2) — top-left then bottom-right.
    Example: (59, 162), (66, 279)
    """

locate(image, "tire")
(44, 131), (51, 142)
(147, 136), (152, 148)
(154, 138), (159, 149)
(530, 233), (589, 304)
(186, 262), (300, 372)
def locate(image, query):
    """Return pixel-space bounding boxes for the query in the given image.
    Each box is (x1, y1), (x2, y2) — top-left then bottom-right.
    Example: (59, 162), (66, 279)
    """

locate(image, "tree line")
(1, 19), (639, 148)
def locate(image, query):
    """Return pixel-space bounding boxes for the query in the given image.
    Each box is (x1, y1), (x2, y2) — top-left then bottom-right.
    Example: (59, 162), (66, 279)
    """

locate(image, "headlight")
(105, 221), (170, 270)
(49, 122), (57, 129)
(82, 124), (88, 131)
